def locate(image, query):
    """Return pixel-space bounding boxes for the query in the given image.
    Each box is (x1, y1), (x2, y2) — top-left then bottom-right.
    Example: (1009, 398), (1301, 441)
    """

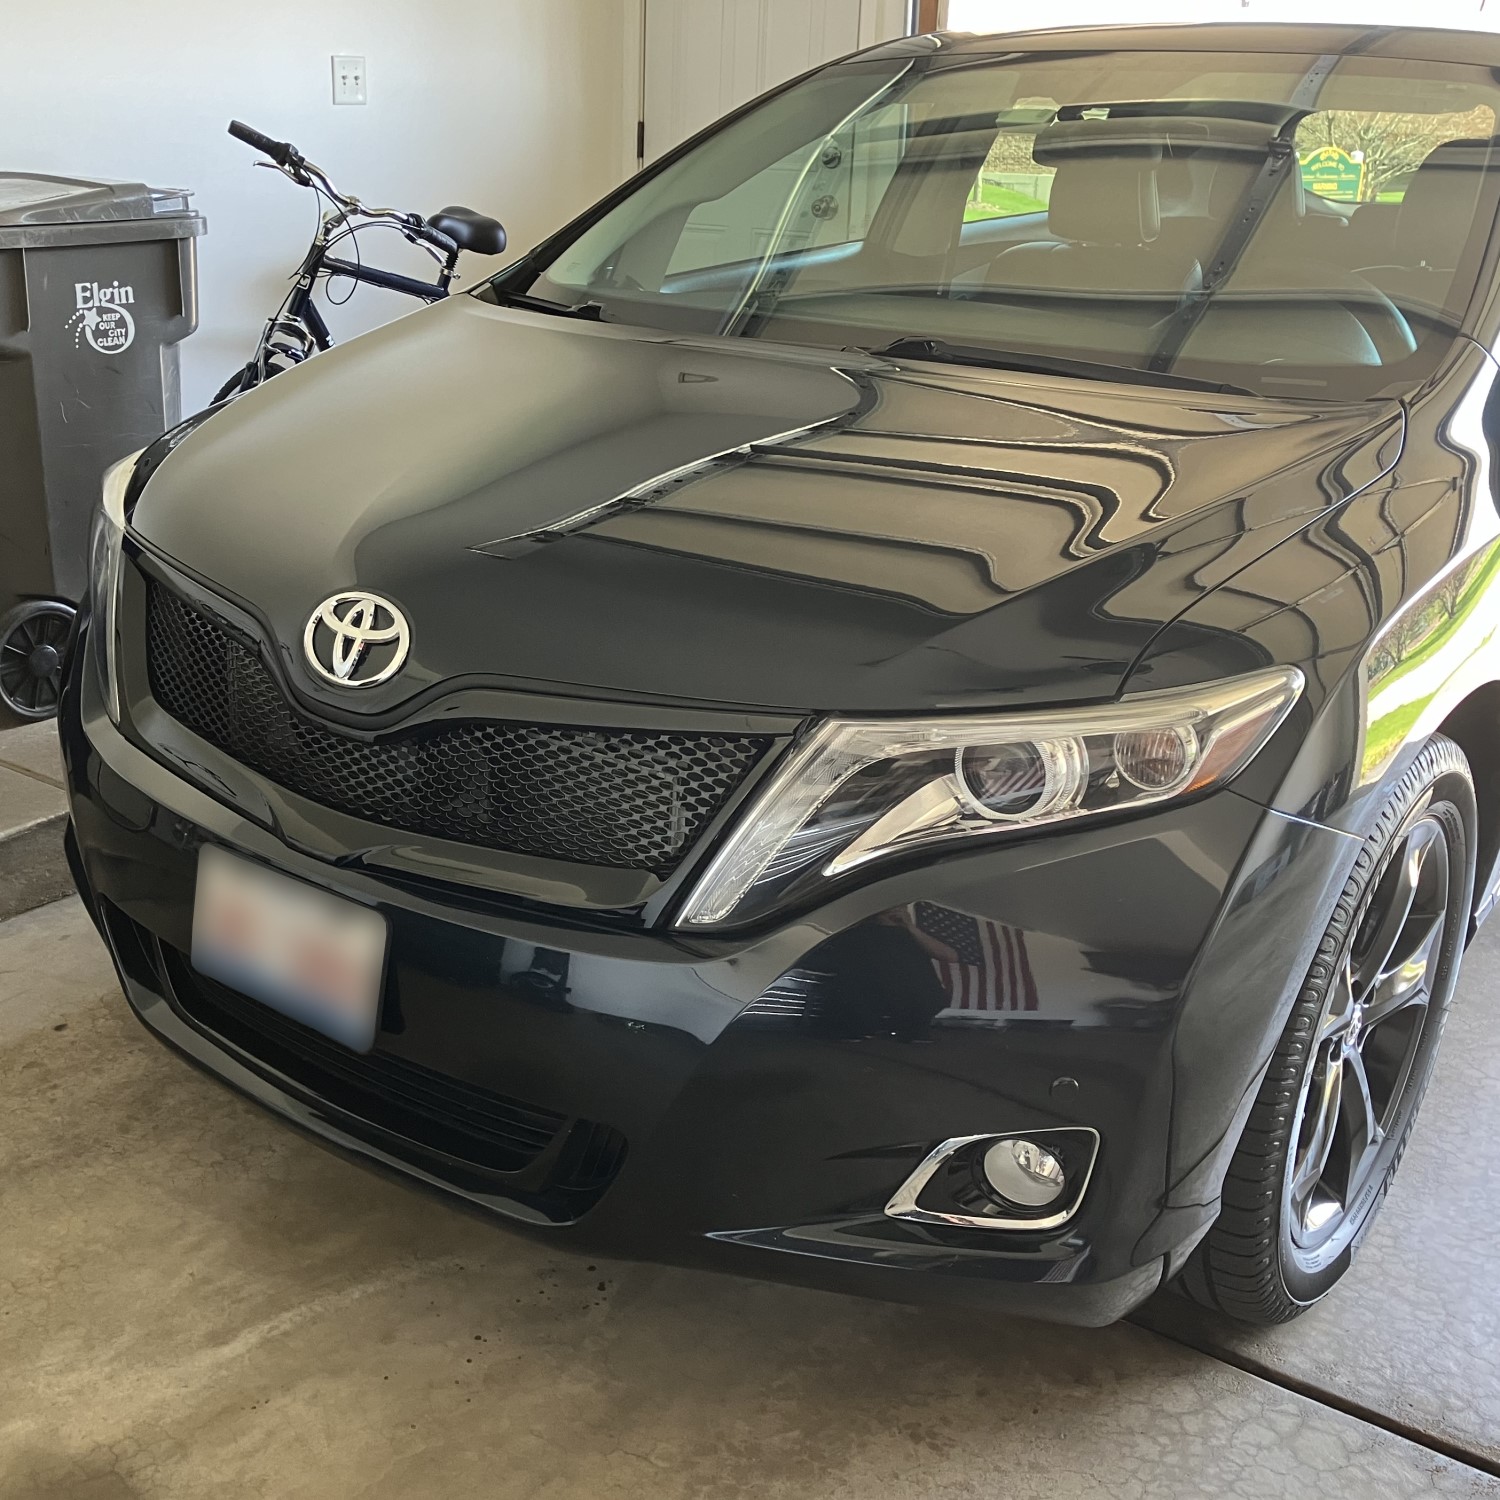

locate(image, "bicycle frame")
(281, 204), (457, 353)
(218, 139), (463, 399)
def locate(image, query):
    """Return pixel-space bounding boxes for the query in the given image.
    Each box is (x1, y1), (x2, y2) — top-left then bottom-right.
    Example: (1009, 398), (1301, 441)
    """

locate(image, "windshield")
(499, 45), (1500, 401)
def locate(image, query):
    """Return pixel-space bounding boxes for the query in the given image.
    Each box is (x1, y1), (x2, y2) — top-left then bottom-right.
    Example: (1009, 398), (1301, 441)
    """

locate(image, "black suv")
(61, 24), (1500, 1325)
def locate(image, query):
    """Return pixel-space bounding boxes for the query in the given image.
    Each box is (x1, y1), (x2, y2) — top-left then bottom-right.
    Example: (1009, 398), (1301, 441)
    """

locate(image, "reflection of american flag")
(914, 902), (1038, 1012)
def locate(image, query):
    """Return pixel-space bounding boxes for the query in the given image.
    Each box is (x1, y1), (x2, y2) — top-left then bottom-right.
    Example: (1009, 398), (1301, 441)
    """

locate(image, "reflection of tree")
(1295, 108), (1494, 200)
(1435, 567), (1469, 621)
(1366, 544), (1500, 688)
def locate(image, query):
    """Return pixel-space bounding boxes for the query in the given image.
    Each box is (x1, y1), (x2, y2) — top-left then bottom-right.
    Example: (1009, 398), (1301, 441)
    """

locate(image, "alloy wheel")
(1284, 805), (1451, 1263)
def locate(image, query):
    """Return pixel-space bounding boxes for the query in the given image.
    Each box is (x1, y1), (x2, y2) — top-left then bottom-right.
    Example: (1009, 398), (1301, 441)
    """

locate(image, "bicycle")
(214, 120), (507, 401)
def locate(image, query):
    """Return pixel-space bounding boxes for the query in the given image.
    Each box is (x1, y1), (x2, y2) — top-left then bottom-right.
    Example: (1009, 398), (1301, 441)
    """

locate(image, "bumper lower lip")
(57, 629), (1362, 1324)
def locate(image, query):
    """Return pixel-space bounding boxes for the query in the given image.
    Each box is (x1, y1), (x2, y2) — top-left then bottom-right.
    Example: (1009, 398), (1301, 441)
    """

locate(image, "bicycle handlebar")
(228, 119), (303, 173)
(406, 218), (458, 256)
(228, 120), (459, 260)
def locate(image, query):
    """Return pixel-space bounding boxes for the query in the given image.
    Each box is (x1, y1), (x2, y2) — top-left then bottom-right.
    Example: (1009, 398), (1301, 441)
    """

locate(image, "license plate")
(192, 846), (388, 1052)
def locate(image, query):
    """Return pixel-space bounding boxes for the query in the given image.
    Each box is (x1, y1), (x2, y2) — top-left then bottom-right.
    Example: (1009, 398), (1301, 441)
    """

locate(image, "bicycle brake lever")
(255, 159), (315, 189)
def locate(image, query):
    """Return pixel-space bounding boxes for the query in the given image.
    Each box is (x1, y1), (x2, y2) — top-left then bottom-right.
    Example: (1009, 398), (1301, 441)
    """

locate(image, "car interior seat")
(1357, 138), (1496, 341)
(983, 117), (1204, 328)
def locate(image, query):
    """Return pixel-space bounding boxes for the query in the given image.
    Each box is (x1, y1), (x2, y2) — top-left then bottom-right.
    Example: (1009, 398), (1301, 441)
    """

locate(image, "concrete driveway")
(1, 890), (1497, 1499)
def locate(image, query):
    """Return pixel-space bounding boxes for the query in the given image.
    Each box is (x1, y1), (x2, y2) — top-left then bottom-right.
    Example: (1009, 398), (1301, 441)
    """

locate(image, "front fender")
(1124, 339), (1500, 846)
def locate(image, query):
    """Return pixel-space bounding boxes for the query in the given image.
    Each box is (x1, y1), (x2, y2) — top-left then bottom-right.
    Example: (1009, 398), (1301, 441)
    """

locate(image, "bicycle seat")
(428, 206), (507, 255)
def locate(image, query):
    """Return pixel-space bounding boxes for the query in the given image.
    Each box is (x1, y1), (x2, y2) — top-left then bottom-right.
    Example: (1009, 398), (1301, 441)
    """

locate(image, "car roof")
(859, 23), (1500, 68)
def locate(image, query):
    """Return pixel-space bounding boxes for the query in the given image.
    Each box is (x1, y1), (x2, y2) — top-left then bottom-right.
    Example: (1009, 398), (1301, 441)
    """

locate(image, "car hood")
(132, 294), (1404, 715)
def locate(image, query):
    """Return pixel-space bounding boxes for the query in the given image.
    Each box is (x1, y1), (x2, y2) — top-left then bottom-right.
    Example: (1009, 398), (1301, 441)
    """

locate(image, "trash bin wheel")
(0, 600), (76, 721)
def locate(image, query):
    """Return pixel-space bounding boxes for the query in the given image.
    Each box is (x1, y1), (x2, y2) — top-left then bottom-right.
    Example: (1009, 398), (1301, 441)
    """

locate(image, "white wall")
(641, 0), (911, 161)
(946, 0), (1497, 30)
(1, 0), (633, 413)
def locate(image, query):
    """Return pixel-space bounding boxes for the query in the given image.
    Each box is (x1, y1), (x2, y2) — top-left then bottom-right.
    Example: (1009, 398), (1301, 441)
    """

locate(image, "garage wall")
(0, 0), (633, 413)
(944, 0), (1495, 29)
(641, 0), (912, 161)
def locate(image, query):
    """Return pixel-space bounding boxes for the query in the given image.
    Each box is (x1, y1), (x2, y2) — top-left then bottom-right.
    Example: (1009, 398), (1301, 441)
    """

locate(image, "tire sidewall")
(1276, 745), (1476, 1307)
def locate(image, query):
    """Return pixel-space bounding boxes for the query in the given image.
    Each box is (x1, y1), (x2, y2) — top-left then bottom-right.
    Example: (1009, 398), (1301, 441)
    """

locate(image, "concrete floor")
(0, 721), (71, 920)
(1, 896), (1497, 1499)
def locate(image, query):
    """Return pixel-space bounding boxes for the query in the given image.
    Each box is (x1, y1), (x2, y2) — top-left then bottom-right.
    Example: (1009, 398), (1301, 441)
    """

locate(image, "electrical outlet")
(332, 55), (367, 106)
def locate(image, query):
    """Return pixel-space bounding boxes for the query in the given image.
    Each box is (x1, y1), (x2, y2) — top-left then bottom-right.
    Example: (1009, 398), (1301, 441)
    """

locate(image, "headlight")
(676, 667), (1303, 928)
(90, 450), (143, 725)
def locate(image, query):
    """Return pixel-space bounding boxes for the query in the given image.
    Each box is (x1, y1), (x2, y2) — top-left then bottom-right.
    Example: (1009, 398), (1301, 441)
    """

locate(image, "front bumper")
(60, 633), (1362, 1325)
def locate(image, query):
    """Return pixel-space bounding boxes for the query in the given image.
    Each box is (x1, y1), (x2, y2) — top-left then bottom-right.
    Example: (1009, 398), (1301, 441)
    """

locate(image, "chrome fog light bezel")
(884, 1127), (1101, 1232)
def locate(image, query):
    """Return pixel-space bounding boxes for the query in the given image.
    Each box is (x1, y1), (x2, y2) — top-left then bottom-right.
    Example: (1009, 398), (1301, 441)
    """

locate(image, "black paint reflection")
(502, 943), (574, 1011)
(900, 901), (1039, 1015)
(747, 902), (1139, 1041)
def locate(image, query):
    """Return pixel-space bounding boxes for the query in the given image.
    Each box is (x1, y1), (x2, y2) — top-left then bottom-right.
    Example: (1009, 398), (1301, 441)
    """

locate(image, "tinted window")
(508, 48), (1500, 401)
(1295, 105), (1497, 205)
(964, 109), (1055, 223)
(667, 104), (907, 274)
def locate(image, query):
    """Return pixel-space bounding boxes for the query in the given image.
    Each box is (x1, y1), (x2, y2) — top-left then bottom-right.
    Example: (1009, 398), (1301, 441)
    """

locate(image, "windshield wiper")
(853, 337), (1256, 397)
(490, 290), (609, 321)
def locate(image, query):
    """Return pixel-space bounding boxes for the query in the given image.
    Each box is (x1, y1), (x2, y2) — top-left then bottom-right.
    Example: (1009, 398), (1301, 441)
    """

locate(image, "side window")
(964, 115), (1056, 224)
(1294, 107), (1497, 205)
(666, 104), (907, 276)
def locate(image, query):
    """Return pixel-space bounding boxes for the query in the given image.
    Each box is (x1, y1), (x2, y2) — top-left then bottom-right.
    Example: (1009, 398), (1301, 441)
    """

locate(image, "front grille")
(160, 943), (626, 1189)
(145, 583), (769, 873)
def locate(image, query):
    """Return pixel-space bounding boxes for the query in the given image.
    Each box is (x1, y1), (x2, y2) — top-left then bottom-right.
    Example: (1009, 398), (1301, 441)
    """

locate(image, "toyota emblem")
(303, 592), (411, 687)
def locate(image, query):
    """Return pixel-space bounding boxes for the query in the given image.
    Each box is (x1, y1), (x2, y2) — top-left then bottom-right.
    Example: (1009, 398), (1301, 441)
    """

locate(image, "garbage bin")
(0, 173), (204, 719)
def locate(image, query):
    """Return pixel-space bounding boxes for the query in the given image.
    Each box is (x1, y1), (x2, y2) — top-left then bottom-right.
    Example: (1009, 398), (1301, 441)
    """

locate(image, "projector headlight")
(676, 667), (1303, 928)
(90, 450), (143, 725)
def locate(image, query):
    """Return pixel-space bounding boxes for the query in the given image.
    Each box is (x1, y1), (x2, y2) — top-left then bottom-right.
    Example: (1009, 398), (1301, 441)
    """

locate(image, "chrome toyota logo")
(303, 592), (410, 687)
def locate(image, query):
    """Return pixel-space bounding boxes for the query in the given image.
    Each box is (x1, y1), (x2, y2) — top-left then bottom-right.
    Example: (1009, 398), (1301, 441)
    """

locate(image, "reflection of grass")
(1363, 696), (1428, 781)
(963, 182), (1049, 221)
(1361, 542), (1500, 782)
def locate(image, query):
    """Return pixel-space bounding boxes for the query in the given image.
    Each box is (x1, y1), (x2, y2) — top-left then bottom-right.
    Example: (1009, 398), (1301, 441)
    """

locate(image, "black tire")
(0, 600), (76, 722)
(212, 363), (260, 403)
(1176, 734), (1476, 1324)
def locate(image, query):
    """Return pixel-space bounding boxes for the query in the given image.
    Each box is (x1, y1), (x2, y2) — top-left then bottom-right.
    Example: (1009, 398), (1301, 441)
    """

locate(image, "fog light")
(982, 1137), (1066, 1209)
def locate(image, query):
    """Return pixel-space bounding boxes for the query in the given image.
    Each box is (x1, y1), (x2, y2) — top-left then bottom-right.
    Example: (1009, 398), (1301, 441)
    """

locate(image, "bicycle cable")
(317, 181), (363, 307)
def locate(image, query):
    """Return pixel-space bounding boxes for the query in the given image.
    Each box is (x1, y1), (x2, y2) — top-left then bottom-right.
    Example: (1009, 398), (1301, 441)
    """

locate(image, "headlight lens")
(956, 739), (1085, 821)
(90, 450), (143, 725)
(676, 666), (1303, 928)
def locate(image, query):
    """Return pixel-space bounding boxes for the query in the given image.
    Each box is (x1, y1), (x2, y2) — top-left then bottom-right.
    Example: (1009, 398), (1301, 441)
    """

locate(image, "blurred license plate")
(192, 846), (387, 1053)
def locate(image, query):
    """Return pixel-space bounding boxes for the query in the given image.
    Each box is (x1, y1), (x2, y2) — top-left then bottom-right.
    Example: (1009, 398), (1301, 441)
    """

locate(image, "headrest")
(1033, 120), (1163, 245)
(1047, 161), (1161, 244)
(1395, 138), (1494, 269)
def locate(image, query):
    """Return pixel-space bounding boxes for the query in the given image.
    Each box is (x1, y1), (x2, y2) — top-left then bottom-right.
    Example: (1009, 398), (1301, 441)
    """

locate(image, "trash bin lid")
(0, 174), (203, 248)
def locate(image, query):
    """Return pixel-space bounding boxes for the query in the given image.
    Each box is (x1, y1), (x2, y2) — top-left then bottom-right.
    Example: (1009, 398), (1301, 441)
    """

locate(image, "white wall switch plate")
(332, 55), (367, 106)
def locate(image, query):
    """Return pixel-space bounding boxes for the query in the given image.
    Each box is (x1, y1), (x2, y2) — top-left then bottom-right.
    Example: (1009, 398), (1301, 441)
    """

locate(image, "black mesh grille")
(145, 583), (769, 873)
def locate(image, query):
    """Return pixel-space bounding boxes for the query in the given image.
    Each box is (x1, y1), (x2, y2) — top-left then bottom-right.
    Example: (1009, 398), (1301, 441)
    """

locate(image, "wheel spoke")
(1362, 913), (1442, 1028)
(1292, 1043), (1344, 1219)
(1352, 830), (1432, 1003)
(1338, 1042), (1383, 1199)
